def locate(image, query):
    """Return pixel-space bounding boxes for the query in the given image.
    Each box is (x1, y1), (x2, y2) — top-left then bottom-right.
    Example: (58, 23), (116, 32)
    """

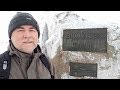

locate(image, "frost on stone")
(61, 73), (75, 79)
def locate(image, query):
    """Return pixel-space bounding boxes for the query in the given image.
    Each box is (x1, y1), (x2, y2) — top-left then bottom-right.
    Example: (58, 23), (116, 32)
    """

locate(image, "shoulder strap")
(0, 51), (11, 79)
(39, 53), (54, 79)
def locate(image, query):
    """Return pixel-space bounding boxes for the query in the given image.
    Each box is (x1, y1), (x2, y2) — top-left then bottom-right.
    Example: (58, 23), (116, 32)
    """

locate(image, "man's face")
(11, 25), (39, 54)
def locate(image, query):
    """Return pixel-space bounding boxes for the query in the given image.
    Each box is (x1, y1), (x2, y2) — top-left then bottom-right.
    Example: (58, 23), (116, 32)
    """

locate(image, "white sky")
(0, 11), (120, 42)
(75, 11), (120, 23)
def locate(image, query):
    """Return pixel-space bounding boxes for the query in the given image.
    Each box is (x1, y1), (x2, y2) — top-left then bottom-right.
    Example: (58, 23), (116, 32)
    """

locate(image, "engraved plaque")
(69, 62), (97, 77)
(63, 28), (107, 52)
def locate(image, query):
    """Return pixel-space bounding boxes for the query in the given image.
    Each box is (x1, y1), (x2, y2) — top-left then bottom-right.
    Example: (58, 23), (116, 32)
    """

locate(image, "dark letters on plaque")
(63, 28), (107, 52)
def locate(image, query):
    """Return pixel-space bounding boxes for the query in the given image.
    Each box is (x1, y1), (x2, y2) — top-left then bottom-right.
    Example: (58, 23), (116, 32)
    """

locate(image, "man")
(0, 12), (55, 79)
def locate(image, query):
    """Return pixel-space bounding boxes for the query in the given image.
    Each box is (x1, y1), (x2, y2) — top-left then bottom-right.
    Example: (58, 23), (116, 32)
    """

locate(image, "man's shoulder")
(0, 50), (9, 56)
(0, 51), (9, 61)
(0, 50), (11, 79)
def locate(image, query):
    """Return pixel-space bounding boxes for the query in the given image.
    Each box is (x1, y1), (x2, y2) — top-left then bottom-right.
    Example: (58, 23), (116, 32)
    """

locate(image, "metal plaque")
(69, 62), (97, 77)
(63, 28), (107, 52)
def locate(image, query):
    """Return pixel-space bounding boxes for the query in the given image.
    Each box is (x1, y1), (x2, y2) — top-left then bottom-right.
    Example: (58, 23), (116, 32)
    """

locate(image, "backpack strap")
(0, 51), (11, 79)
(39, 53), (54, 79)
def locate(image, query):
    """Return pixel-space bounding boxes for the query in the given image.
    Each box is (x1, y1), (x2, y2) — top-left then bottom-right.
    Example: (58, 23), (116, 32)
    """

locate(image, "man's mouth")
(23, 41), (33, 44)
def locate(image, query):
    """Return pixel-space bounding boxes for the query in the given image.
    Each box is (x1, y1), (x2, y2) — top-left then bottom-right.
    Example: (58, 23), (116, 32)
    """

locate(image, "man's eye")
(17, 29), (24, 32)
(30, 29), (36, 32)
(18, 29), (24, 31)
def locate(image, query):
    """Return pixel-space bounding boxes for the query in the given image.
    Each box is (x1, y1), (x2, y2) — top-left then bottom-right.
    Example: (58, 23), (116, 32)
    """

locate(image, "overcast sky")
(0, 11), (120, 41)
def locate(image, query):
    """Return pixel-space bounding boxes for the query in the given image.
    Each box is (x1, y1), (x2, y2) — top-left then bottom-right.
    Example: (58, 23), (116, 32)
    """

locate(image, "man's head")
(8, 12), (40, 54)
(8, 12), (40, 39)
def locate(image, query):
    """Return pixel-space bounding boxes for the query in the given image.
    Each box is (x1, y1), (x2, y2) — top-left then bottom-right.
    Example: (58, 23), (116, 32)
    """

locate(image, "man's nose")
(23, 30), (31, 38)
